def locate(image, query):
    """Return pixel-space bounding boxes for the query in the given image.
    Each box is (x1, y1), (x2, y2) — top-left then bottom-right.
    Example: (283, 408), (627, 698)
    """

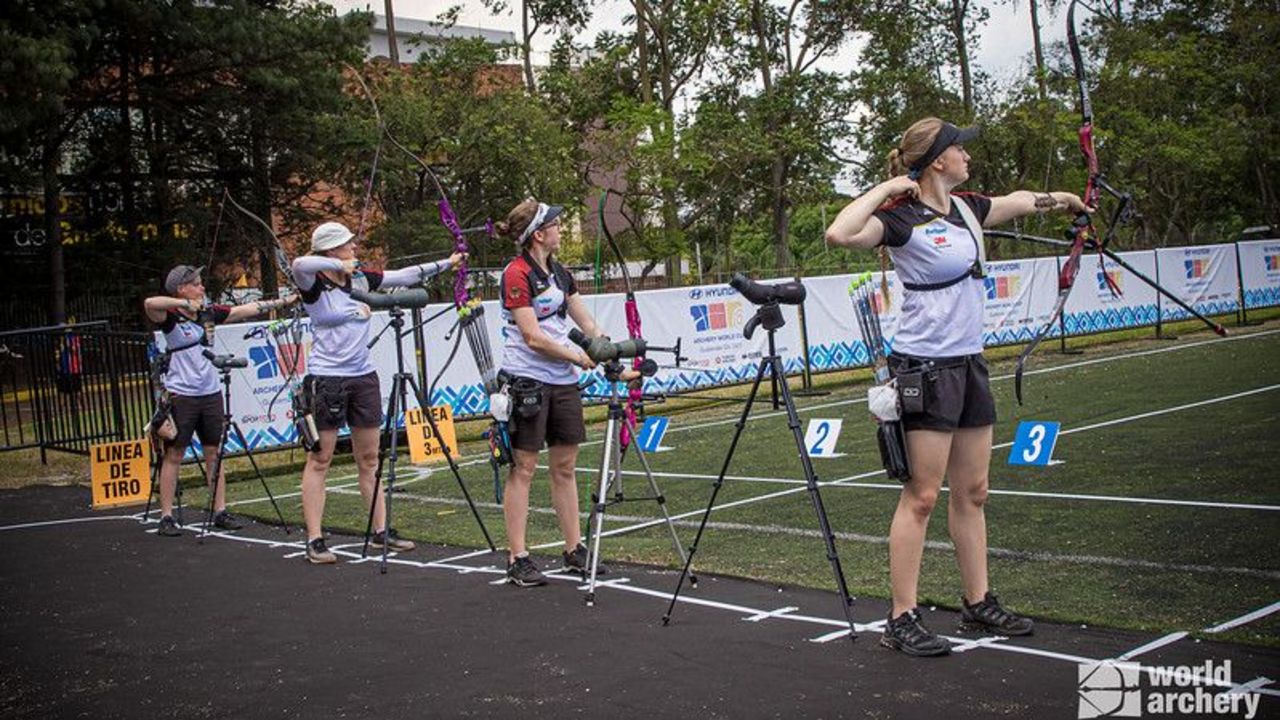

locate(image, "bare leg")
(203, 444), (227, 512)
(547, 443), (582, 552)
(946, 425), (993, 604)
(888, 429), (952, 617)
(504, 448), (538, 561)
(301, 430), (339, 541)
(159, 445), (185, 517)
(350, 426), (384, 533)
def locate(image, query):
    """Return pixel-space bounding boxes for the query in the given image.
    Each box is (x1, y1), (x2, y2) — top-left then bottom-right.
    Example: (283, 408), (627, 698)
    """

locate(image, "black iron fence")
(0, 322), (153, 462)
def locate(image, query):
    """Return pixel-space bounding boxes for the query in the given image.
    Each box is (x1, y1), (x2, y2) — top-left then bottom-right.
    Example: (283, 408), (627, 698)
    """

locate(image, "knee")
(953, 479), (989, 508)
(355, 449), (380, 473)
(508, 457), (536, 485)
(308, 451), (333, 473)
(904, 488), (940, 521)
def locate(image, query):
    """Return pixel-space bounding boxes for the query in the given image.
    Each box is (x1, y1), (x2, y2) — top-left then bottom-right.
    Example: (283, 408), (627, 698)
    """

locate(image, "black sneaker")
(562, 543), (608, 576)
(369, 528), (415, 552)
(306, 537), (337, 565)
(880, 608), (951, 657)
(213, 510), (244, 531)
(506, 555), (547, 587)
(156, 515), (181, 537)
(959, 591), (1034, 636)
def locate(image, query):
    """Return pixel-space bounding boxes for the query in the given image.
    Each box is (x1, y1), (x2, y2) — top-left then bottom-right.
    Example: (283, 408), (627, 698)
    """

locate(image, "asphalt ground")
(0, 485), (1275, 719)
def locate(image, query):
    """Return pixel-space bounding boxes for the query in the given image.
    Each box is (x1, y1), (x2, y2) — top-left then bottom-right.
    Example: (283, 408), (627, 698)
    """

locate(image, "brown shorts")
(309, 372), (383, 431)
(169, 392), (224, 450)
(509, 381), (587, 451)
(888, 353), (996, 433)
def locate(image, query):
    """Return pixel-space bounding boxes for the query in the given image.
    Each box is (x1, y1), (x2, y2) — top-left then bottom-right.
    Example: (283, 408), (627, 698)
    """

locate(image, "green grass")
(7, 311), (1279, 648)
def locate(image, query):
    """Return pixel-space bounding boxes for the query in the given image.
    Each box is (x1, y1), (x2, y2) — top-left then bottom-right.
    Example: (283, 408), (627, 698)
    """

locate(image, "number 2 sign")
(804, 419), (845, 458)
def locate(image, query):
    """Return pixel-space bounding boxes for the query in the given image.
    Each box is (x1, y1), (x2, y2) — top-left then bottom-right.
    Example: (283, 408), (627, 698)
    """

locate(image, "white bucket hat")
(310, 221), (354, 252)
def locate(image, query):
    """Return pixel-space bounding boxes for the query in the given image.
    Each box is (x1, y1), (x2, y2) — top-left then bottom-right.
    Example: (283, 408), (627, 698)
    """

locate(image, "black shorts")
(510, 381), (587, 451)
(309, 372), (383, 431)
(888, 353), (996, 433)
(169, 392), (223, 450)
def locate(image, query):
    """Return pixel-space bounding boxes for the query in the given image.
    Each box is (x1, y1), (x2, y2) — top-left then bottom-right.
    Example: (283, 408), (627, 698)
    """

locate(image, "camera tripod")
(198, 351), (291, 540)
(662, 298), (858, 643)
(361, 306), (496, 573)
(583, 359), (695, 606)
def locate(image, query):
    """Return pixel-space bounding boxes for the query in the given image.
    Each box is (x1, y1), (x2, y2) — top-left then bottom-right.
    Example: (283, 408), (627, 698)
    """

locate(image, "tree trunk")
(522, 1), (536, 92)
(951, 0), (973, 117)
(44, 134), (65, 325)
(1029, 0), (1047, 103)
(771, 156), (791, 269)
(250, 119), (279, 298)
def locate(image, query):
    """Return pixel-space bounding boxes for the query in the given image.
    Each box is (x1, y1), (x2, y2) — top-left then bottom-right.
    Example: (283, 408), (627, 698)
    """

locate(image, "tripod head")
(202, 349), (248, 371)
(730, 273), (800, 340)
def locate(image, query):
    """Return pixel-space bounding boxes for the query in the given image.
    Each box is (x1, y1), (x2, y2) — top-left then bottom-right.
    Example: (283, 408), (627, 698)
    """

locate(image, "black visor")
(908, 122), (979, 179)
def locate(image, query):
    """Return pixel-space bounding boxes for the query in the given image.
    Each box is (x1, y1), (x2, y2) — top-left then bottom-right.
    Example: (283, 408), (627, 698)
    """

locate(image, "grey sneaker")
(562, 543), (608, 576)
(369, 528), (415, 552)
(959, 591), (1034, 636)
(306, 537), (337, 564)
(213, 510), (244, 531)
(156, 515), (181, 537)
(881, 608), (951, 657)
(506, 555), (547, 587)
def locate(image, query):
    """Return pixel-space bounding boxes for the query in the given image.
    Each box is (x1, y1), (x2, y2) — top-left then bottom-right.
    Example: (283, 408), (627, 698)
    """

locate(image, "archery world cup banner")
(1061, 250), (1159, 334)
(154, 311), (409, 454)
(1237, 239), (1280, 309)
(579, 282), (805, 401)
(1154, 244), (1239, 322)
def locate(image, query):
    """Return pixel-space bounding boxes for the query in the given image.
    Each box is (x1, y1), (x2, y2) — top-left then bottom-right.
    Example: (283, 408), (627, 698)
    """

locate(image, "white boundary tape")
(1, 513), (1276, 701)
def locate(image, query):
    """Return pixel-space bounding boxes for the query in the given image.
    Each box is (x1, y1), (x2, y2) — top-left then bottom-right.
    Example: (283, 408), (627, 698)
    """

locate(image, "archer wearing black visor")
(825, 117), (1090, 657)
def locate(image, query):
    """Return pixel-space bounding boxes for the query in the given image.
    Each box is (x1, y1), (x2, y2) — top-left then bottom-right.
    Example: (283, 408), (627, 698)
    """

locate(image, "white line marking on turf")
(651, 327), (1280, 440)
(950, 636), (1008, 653)
(0, 515), (136, 531)
(15, 514), (1280, 704)
(1226, 678), (1274, 696)
(1203, 601), (1280, 634)
(809, 628), (853, 643)
(1114, 631), (1189, 660)
(743, 606), (799, 622)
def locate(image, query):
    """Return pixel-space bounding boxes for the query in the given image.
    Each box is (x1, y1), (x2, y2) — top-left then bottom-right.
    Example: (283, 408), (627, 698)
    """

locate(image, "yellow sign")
(90, 438), (152, 508)
(405, 406), (459, 464)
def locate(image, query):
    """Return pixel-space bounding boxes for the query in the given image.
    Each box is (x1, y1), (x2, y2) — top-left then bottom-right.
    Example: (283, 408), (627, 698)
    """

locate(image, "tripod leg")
(229, 421), (290, 534)
(199, 435), (228, 543)
(142, 438), (159, 523)
(363, 375), (399, 567)
(627, 417), (696, 586)
(773, 356), (858, 642)
(662, 357), (768, 626)
(586, 413), (617, 607)
(407, 376), (497, 551)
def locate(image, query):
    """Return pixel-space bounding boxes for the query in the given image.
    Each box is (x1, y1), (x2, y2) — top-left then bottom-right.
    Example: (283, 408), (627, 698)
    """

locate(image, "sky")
(324, 1), (1072, 191)
(325, 0), (1069, 82)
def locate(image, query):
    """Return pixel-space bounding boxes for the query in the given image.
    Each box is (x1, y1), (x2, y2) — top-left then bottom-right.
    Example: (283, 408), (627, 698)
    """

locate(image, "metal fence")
(0, 322), (153, 462)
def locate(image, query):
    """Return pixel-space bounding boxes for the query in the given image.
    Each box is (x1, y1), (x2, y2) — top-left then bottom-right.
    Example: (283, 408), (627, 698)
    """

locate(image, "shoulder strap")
(951, 194), (986, 277)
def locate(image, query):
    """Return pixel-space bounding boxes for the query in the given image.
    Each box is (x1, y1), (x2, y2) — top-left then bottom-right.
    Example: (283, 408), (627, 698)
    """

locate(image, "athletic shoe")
(212, 510), (244, 531)
(562, 543), (609, 576)
(959, 591), (1034, 636)
(880, 608), (951, 657)
(156, 515), (181, 537)
(369, 528), (415, 552)
(506, 555), (547, 587)
(306, 537), (337, 564)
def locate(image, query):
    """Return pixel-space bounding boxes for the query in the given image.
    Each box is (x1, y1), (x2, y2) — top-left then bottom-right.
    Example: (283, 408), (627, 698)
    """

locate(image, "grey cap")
(164, 265), (204, 294)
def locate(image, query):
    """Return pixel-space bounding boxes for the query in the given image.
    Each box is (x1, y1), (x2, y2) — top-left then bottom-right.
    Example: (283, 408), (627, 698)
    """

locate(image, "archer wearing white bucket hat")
(290, 221), (467, 564)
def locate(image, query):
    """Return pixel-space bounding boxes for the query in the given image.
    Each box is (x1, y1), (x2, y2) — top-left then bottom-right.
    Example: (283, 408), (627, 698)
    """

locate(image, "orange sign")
(90, 438), (152, 508)
(405, 406), (459, 464)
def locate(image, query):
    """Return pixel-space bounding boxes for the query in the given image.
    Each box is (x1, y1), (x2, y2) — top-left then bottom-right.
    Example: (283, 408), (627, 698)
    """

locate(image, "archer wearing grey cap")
(824, 116), (1091, 657)
(142, 265), (296, 537)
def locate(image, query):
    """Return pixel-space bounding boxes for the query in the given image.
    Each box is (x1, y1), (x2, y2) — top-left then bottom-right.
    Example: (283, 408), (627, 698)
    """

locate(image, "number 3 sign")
(1007, 421), (1062, 466)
